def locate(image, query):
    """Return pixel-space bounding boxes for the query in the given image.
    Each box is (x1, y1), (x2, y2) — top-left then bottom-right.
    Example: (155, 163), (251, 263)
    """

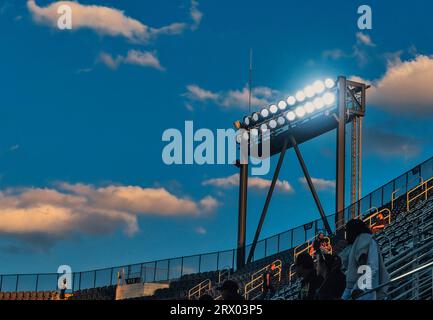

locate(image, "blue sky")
(0, 0), (433, 274)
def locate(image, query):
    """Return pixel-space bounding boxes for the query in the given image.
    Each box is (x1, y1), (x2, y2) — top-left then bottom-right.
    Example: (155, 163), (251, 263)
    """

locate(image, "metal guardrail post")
(277, 234), (280, 253)
(167, 260), (170, 280)
(153, 261), (157, 282)
(15, 275), (19, 292)
(78, 272), (82, 291)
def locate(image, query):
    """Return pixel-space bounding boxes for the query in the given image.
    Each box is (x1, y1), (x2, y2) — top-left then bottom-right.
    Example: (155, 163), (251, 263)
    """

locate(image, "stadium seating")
(271, 194), (433, 300)
(1, 165), (432, 300)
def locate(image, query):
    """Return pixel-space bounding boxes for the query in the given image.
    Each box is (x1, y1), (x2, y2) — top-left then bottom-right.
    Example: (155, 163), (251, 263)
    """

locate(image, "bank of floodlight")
(323, 92), (336, 106)
(295, 90), (306, 102)
(278, 100), (287, 110)
(305, 102), (315, 114)
(313, 97), (325, 109)
(237, 77), (338, 142)
(286, 96), (296, 106)
(277, 116), (285, 126)
(269, 119), (277, 129)
(313, 80), (325, 94)
(244, 116), (251, 126)
(286, 111), (296, 121)
(295, 106), (306, 118)
(269, 104), (278, 114)
(304, 85), (315, 98)
(260, 108), (270, 118)
(252, 113), (259, 122)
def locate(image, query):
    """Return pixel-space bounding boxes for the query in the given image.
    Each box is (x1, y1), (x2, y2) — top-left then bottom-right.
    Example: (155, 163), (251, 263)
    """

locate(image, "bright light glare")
(323, 92), (336, 106)
(278, 100), (287, 110)
(269, 120), (277, 129)
(313, 97), (325, 109)
(304, 85), (315, 98)
(252, 113), (259, 122)
(286, 111), (296, 121)
(305, 102), (315, 114)
(269, 104), (278, 114)
(325, 78), (335, 89)
(313, 80), (325, 94)
(242, 131), (249, 140)
(295, 91), (306, 102)
(295, 106), (306, 118)
(286, 96), (296, 106)
(260, 123), (268, 132)
(250, 128), (259, 136)
(260, 108), (269, 118)
(277, 116), (285, 126)
(244, 117), (250, 126)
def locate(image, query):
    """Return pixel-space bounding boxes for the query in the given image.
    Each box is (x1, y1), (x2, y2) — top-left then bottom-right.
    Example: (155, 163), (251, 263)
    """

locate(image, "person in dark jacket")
(315, 253), (346, 300)
(217, 280), (245, 300)
(295, 252), (323, 300)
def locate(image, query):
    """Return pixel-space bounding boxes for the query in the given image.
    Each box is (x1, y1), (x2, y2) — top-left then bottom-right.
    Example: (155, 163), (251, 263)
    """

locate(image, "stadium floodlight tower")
(233, 76), (368, 268)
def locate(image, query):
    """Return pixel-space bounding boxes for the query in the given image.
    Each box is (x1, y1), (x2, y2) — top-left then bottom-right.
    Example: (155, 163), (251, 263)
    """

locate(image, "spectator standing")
(217, 280), (245, 301)
(315, 254), (346, 300)
(339, 219), (389, 300)
(294, 252), (323, 300)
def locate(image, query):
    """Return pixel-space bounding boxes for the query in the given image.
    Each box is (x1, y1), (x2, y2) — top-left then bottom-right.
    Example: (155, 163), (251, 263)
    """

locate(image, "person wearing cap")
(295, 252), (324, 300)
(217, 280), (245, 300)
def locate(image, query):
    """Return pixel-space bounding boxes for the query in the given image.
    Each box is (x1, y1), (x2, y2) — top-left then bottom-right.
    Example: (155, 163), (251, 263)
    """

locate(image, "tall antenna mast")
(248, 48), (253, 113)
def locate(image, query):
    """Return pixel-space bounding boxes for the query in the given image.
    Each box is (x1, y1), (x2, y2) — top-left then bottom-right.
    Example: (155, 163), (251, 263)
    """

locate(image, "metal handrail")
(244, 260), (282, 300)
(293, 236), (332, 260)
(364, 208), (391, 230)
(218, 267), (231, 284)
(188, 279), (212, 300)
(407, 177), (432, 211)
(356, 230), (433, 300)
(356, 260), (433, 300)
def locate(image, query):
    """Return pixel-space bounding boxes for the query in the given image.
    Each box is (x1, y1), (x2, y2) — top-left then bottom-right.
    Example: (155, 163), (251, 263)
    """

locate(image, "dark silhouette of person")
(216, 280), (244, 300)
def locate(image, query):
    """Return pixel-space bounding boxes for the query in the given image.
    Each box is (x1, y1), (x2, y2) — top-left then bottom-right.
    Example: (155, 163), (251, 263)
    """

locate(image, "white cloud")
(356, 32), (375, 47)
(0, 183), (217, 249)
(352, 55), (433, 116)
(203, 174), (294, 193)
(27, 0), (188, 43)
(190, 0), (202, 30)
(323, 33), (375, 66)
(98, 50), (165, 71)
(298, 177), (335, 192)
(183, 84), (280, 110)
(184, 84), (218, 101)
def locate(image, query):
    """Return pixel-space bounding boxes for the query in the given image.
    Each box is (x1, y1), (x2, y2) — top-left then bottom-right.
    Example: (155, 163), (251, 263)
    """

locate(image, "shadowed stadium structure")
(0, 155), (432, 300)
(1, 76), (432, 301)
